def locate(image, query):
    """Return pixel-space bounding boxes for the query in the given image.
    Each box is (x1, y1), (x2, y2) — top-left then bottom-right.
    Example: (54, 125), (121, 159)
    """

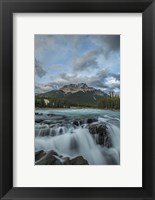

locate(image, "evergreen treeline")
(35, 95), (120, 110)
(98, 96), (120, 110)
(35, 96), (70, 108)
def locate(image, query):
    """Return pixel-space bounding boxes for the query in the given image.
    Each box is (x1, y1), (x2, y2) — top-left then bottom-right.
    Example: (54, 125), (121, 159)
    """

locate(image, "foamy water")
(35, 108), (120, 165)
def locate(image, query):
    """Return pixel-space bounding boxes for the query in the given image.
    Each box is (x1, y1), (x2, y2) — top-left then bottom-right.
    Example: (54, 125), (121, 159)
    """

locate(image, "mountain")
(60, 83), (95, 94)
(36, 83), (108, 107)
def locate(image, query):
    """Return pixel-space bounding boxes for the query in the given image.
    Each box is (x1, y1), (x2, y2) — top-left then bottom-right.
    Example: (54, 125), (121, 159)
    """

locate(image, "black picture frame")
(0, 0), (155, 199)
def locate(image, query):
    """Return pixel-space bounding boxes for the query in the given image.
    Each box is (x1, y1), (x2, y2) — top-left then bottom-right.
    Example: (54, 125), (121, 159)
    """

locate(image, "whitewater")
(35, 108), (120, 165)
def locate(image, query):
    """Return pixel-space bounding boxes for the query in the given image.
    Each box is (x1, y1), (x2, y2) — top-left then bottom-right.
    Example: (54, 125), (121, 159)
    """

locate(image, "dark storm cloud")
(35, 59), (46, 78)
(91, 35), (120, 53)
(72, 35), (120, 72)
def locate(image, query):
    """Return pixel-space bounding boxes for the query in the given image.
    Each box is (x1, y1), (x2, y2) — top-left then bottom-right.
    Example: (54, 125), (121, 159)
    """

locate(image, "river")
(35, 108), (120, 165)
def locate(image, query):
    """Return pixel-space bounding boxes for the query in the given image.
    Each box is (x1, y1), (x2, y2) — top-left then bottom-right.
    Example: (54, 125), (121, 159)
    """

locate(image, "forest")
(35, 95), (120, 110)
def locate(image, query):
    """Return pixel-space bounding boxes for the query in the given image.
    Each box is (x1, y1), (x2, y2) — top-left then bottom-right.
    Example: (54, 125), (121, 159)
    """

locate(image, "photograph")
(35, 35), (120, 165)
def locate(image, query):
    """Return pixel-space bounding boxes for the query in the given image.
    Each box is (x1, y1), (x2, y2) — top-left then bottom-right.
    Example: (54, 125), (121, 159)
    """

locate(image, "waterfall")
(35, 108), (120, 165)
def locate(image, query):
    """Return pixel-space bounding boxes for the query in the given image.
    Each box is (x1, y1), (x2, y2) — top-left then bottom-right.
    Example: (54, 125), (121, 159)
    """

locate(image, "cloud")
(72, 48), (105, 71)
(35, 35), (57, 62)
(50, 64), (64, 70)
(35, 35), (120, 93)
(90, 35), (120, 54)
(62, 35), (87, 48)
(35, 35), (55, 50)
(71, 35), (120, 72)
(35, 59), (46, 78)
(104, 77), (120, 90)
(109, 73), (120, 81)
(35, 68), (120, 94)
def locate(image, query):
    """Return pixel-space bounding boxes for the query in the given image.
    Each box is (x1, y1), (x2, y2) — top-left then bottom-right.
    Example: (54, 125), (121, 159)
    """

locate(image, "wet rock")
(87, 118), (98, 124)
(89, 124), (112, 147)
(47, 114), (54, 116)
(73, 120), (79, 126)
(63, 157), (71, 165)
(79, 119), (85, 125)
(35, 150), (89, 165)
(35, 150), (46, 161)
(35, 119), (44, 123)
(59, 128), (64, 135)
(35, 150), (58, 165)
(89, 124), (107, 135)
(71, 156), (89, 165)
(43, 120), (53, 125)
(54, 159), (63, 165)
(48, 150), (58, 156)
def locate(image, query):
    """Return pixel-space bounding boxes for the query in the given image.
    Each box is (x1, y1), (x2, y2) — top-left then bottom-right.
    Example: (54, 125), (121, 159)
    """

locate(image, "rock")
(48, 150), (58, 156)
(73, 120), (79, 126)
(59, 128), (64, 135)
(43, 120), (53, 125)
(71, 156), (89, 165)
(35, 119), (44, 123)
(89, 124), (112, 147)
(35, 150), (46, 161)
(98, 134), (104, 145)
(87, 118), (98, 124)
(47, 114), (54, 116)
(63, 157), (71, 165)
(49, 124), (55, 128)
(89, 124), (107, 135)
(79, 119), (84, 125)
(35, 150), (59, 165)
(54, 159), (62, 165)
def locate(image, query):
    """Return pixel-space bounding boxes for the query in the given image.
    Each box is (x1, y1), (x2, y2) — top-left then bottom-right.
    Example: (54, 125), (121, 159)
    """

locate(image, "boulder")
(89, 124), (107, 135)
(63, 157), (71, 165)
(87, 118), (98, 124)
(79, 119), (85, 125)
(89, 124), (112, 147)
(35, 150), (46, 161)
(43, 120), (53, 125)
(47, 114), (54, 116)
(35, 150), (59, 165)
(73, 120), (79, 126)
(35, 119), (44, 123)
(71, 156), (89, 165)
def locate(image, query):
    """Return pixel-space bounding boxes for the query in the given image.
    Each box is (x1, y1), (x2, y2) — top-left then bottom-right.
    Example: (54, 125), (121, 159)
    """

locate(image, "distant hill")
(36, 83), (108, 107)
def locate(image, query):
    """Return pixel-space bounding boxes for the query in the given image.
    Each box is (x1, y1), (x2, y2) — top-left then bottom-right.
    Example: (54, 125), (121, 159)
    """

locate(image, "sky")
(35, 35), (120, 94)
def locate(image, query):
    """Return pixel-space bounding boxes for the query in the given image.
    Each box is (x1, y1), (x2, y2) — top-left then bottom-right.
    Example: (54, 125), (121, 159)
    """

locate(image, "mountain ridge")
(60, 83), (95, 94)
(36, 83), (108, 107)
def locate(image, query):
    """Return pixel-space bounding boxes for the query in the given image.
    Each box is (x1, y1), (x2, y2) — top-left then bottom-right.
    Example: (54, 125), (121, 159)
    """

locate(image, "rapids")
(35, 108), (120, 165)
